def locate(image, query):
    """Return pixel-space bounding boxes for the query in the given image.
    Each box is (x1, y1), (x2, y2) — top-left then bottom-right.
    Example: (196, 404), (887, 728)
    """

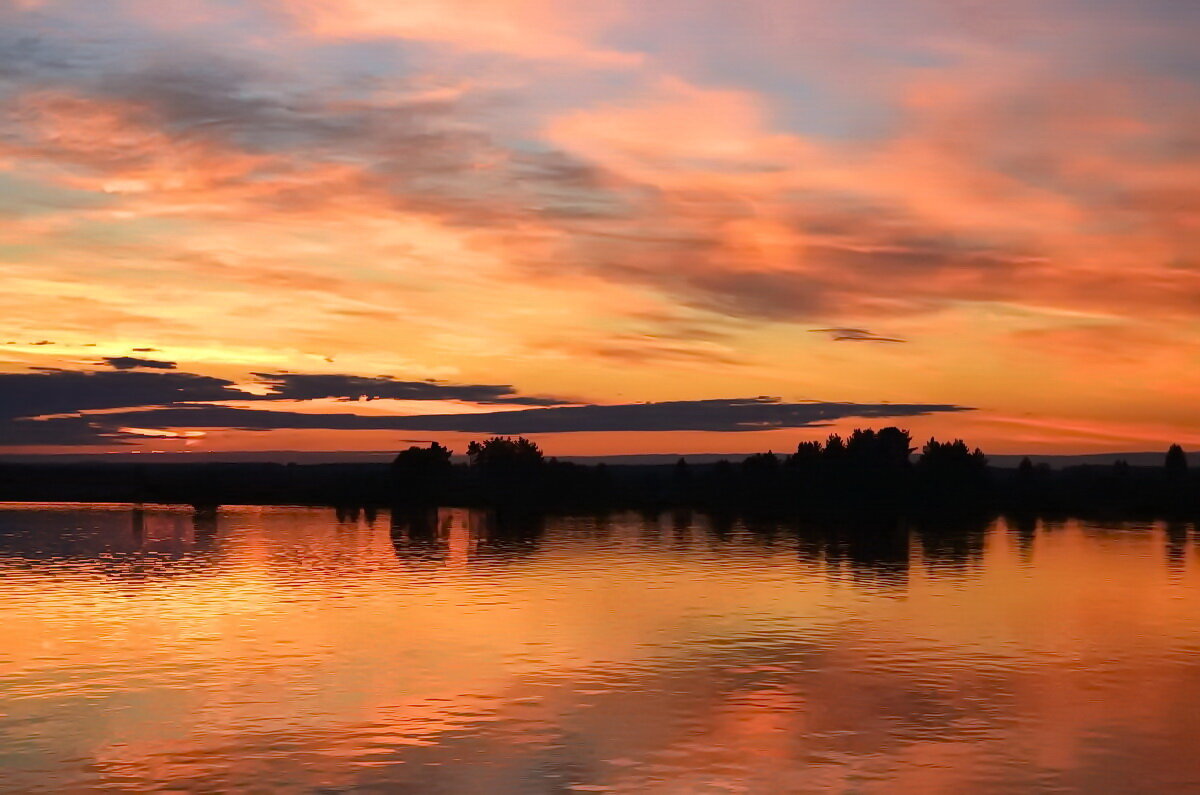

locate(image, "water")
(1, 505), (1198, 793)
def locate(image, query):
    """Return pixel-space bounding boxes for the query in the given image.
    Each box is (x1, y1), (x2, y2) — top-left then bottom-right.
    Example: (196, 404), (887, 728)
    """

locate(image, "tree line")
(0, 430), (1191, 518)
(391, 430), (1197, 518)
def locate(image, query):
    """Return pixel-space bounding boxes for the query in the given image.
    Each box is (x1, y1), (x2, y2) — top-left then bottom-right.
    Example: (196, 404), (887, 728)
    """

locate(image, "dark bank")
(0, 428), (1195, 521)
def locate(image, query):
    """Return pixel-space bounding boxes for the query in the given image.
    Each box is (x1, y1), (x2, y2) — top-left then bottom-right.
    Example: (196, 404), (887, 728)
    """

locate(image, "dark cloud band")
(103, 356), (178, 370)
(252, 373), (565, 405)
(101, 397), (971, 435)
(0, 368), (570, 446)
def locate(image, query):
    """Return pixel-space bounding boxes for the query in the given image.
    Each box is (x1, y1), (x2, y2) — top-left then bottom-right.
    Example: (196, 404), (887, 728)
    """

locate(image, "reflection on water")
(2, 505), (1200, 792)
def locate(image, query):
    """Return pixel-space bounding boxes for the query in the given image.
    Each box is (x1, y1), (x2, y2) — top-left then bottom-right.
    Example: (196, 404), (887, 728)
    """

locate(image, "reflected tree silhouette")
(1164, 520), (1190, 574)
(913, 513), (991, 572)
(1008, 514), (1039, 562)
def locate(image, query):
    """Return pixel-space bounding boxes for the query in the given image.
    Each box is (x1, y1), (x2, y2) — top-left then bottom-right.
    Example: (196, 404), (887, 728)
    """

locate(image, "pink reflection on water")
(0, 506), (1198, 791)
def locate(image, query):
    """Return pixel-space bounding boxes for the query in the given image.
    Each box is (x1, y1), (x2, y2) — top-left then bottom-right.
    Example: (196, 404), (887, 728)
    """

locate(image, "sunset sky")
(2, 0), (1198, 456)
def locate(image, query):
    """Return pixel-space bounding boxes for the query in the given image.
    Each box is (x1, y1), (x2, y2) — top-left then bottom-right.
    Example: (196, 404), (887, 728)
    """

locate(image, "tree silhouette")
(1166, 444), (1188, 479)
(788, 440), (822, 464)
(919, 438), (986, 470)
(917, 438), (989, 508)
(467, 436), (544, 471)
(466, 436), (545, 503)
(845, 427), (913, 470)
(741, 451), (781, 475)
(391, 442), (453, 502)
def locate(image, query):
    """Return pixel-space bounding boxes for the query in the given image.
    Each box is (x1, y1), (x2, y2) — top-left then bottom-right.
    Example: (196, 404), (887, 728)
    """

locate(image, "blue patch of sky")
(0, 175), (115, 217)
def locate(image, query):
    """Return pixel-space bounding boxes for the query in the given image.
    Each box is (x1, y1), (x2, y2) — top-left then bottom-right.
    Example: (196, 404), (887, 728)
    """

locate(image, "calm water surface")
(1, 505), (1199, 793)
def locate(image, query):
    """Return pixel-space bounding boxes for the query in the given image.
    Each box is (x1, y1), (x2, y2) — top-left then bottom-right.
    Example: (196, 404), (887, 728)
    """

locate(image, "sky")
(1, 0), (1198, 457)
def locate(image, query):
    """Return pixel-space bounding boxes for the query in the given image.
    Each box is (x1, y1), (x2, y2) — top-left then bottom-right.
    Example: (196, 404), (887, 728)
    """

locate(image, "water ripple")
(1, 506), (1199, 792)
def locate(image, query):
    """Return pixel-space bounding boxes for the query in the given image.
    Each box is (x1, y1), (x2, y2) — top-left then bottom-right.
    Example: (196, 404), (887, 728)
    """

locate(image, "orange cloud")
(5, 92), (271, 195)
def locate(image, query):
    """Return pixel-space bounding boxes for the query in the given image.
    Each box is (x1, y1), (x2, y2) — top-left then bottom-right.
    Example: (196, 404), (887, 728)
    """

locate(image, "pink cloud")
(279, 0), (639, 66)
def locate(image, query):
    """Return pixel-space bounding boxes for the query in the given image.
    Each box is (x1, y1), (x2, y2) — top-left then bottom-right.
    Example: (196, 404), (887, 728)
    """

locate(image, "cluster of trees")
(390, 431), (1196, 517)
(391, 436), (611, 508)
(663, 430), (989, 513)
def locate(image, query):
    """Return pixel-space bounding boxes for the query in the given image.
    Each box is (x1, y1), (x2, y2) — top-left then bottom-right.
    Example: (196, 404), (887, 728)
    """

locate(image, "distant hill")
(0, 449), (1193, 468)
(564, 452), (1193, 468)
(983, 452), (1190, 468)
